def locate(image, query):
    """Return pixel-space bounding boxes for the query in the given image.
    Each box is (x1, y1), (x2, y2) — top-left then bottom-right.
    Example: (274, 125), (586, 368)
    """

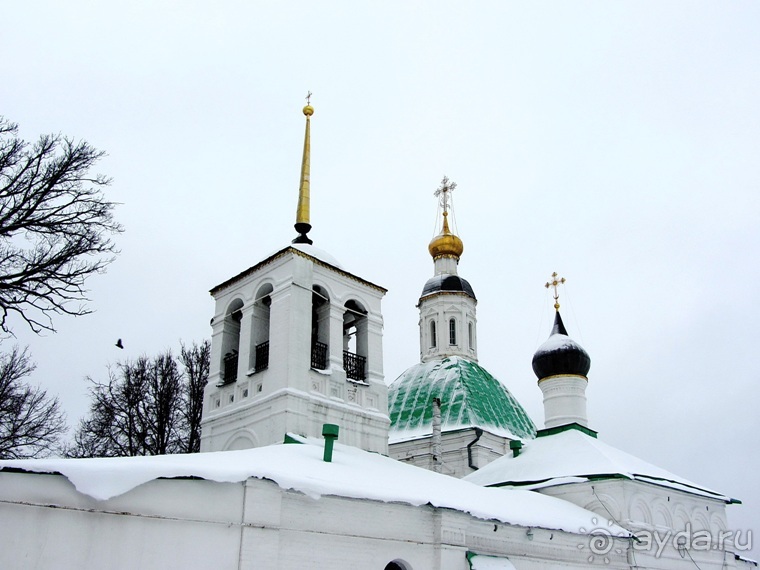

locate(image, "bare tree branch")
(179, 340), (210, 453)
(68, 343), (209, 457)
(0, 117), (123, 334)
(0, 346), (67, 459)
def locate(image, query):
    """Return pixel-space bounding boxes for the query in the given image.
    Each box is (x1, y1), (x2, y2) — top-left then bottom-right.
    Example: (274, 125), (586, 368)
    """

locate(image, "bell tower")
(200, 101), (389, 454)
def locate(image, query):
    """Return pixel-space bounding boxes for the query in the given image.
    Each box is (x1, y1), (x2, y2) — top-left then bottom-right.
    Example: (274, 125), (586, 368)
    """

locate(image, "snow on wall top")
(463, 428), (733, 502)
(468, 553), (518, 570)
(0, 436), (627, 537)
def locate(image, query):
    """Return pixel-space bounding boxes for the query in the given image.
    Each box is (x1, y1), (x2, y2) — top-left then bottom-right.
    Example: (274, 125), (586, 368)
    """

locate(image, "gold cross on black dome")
(545, 272), (566, 311)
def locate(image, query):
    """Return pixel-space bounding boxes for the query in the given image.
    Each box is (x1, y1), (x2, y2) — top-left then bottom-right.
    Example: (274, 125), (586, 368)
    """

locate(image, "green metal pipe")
(322, 423), (339, 462)
(509, 439), (523, 457)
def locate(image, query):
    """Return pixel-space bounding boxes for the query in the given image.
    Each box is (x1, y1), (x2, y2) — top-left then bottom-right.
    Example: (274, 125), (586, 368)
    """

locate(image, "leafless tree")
(0, 117), (122, 334)
(0, 346), (67, 459)
(69, 342), (210, 457)
(179, 340), (210, 453)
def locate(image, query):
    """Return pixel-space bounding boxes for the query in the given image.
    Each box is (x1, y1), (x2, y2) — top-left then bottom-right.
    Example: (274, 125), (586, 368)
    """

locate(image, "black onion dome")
(532, 312), (591, 379)
(421, 274), (476, 300)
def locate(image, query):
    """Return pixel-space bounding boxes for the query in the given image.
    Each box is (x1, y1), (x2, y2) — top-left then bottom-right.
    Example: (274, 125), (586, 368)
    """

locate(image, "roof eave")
(210, 245), (387, 297)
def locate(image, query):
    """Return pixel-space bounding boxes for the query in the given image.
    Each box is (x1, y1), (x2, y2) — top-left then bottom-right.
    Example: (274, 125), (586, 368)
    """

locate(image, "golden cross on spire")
(305, 91), (312, 105)
(545, 271), (566, 311)
(434, 176), (457, 214)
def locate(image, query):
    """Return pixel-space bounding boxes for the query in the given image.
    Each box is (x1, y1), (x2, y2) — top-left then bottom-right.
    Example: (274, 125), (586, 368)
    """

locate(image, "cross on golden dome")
(428, 176), (464, 260)
(434, 176), (457, 215)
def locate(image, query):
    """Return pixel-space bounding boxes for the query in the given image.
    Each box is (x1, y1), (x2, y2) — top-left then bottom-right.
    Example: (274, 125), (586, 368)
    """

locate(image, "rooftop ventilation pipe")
(509, 439), (523, 457)
(322, 423), (339, 462)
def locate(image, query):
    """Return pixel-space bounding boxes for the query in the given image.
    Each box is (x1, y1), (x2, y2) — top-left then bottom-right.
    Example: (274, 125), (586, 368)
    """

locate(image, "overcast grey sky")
(3, 1), (758, 554)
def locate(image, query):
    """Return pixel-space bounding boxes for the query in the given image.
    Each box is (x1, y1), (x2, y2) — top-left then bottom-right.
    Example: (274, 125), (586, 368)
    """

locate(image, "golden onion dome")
(428, 212), (464, 259)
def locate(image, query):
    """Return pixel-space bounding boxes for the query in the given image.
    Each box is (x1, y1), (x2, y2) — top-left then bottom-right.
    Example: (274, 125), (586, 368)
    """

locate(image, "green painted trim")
(536, 422), (598, 438)
(492, 471), (734, 504)
(283, 433), (303, 444)
(488, 473), (628, 488)
(586, 473), (629, 482)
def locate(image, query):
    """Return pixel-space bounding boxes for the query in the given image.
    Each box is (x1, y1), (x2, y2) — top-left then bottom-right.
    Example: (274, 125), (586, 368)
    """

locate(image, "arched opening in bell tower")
(250, 283), (273, 372)
(343, 299), (368, 382)
(221, 298), (244, 384)
(310, 285), (330, 370)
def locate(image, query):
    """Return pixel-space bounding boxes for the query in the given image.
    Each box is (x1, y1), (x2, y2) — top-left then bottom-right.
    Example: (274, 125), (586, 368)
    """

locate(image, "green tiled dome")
(388, 356), (536, 441)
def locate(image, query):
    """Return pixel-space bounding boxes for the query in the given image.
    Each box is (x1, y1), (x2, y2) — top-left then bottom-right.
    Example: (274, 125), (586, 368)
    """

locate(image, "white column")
(238, 303), (254, 376)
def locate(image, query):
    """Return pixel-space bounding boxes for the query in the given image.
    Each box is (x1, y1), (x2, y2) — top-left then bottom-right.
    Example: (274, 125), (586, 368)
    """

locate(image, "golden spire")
(428, 176), (464, 260)
(293, 92), (314, 244)
(545, 271), (566, 311)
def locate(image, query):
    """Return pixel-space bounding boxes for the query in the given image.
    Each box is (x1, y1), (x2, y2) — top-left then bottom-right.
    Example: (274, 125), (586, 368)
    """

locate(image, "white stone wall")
(390, 429), (512, 479)
(1, 469), (644, 570)
(537, 478), (747, 568)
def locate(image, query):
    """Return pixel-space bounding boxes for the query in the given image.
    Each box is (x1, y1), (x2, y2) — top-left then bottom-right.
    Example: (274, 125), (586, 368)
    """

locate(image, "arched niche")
(311, 285), (330, 370)
(384, 560), (412, 570)
(221, 298), (244, 383)
(250, 283), (274, 372)
(343, 299), (368, 381)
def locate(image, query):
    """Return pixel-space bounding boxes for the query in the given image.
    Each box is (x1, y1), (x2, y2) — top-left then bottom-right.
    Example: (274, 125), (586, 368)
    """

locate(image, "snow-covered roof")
(463, 428), (734, 503)
(210, 244), (386, 295)
(0, 436), (628, 537)
(290, 243), (343, 269)
(389, 356), (536, 443)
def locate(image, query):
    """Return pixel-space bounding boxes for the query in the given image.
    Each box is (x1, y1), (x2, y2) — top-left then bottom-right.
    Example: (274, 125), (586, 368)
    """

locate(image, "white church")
(0, 104), (753, 570)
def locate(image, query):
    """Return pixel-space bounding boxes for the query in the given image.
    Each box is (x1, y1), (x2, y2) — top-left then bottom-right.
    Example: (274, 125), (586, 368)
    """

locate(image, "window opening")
(251, 284), (273, 372)
(449, 318), (457, 346)
(430, 320), (437, 348)
(343, 300), (368, 381)
(220, 300), (243, 385)
(311, 286), (330, 370)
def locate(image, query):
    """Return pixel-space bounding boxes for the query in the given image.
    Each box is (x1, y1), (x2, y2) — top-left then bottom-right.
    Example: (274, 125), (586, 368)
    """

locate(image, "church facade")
(0, 104), (753, 570)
